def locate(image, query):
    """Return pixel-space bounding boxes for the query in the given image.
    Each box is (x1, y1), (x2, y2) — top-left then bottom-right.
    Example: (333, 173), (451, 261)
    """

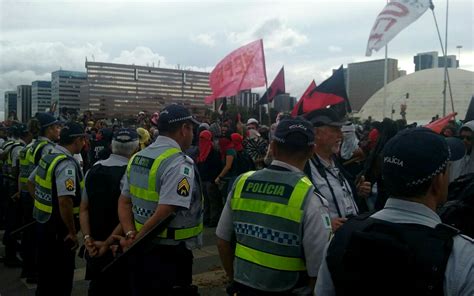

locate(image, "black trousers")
(35, 222), (75, 296)
(129, 243), (194, 296)
(2, 182), (22, 261)
(85, 250), (130, 296)
(20, 191), (36, 277)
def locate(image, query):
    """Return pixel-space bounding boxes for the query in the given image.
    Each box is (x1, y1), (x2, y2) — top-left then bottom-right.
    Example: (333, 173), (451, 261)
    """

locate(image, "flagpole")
(430, 0), (455, 117)
(382, 0), (389, 119)
(383, 45), (388, 119)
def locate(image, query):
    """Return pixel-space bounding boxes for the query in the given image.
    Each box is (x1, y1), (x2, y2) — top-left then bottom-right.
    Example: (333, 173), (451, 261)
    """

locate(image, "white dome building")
(358, 68), (474, 123)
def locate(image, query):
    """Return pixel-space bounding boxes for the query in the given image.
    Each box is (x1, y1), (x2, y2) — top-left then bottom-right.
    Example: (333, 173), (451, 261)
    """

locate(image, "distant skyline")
(1, 0), (473, 120)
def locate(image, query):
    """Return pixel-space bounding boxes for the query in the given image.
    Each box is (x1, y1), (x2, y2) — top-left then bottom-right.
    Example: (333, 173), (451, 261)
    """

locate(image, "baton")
(10, 220), (36, 236)
(101, 212), (176, 274)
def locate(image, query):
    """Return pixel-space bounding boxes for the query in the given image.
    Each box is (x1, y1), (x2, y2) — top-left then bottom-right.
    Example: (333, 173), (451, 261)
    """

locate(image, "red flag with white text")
(205, 40), (267, 104)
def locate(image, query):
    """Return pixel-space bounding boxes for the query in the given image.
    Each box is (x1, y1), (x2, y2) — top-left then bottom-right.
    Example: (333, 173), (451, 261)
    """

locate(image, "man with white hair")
(79, 128), (139, 296)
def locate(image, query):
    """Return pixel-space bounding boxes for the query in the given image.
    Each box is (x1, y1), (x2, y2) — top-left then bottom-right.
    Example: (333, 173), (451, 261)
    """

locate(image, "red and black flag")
(258, 66), (285, 105)
(294, 65), (351, 116)
(291, 80), (316, 117)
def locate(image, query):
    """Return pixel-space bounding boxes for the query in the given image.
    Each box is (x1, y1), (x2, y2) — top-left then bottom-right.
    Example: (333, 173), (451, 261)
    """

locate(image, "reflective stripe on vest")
(19, 143), (34, 189)
(28, 140), (48, 166)
(231, 170), (313, 276)
(128, 148), (180, 202)
(128, 147), (202, 240)
(33, 154), (81, 223)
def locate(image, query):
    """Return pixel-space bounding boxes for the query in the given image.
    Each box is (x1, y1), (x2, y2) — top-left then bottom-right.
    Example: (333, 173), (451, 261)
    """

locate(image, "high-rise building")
(414, 51), (459, 71)
(52, 70), (87, 114)
(226, 90), (260, 109)
(4, 91), (18, 120)
(80, 61), (212, 118)
(346, 58), (402, 111)
(17, 85), (32, 122)
(32, 81), (52, 114)
(272, 94), (296, 113)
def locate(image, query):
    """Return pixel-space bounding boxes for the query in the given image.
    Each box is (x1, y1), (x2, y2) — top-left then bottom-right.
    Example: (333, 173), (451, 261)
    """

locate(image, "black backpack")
(326, 214), (458, 296)
(438, 173), (474, 238)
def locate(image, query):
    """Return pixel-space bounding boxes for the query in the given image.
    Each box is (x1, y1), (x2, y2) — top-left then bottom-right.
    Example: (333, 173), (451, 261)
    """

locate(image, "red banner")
(205, 39), (267, 104)
(425, 112), (457, 134)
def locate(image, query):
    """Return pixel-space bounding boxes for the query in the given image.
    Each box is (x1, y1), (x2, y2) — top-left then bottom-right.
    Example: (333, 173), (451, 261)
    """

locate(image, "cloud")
(328, 45), (343, 53)
(227, 18), (308, 52)
(191, 33), (216, 47)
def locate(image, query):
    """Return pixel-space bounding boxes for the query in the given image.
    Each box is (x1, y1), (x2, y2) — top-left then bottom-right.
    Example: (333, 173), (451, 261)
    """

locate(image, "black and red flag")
(291, 80), (316, 117)
(258, 66), (285, 105)
(293, 65), (351, 116)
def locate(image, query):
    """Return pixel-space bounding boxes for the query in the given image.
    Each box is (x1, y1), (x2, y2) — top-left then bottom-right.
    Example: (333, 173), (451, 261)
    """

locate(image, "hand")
(64, 233), (79, 251)
(85, 236), (98, 257)
(92, 241), (109, 257)
(331, 218), (347, 232)
(356, 176), (371, 198)
(214, 176), (221, 185)
(112, 234), (135, 252)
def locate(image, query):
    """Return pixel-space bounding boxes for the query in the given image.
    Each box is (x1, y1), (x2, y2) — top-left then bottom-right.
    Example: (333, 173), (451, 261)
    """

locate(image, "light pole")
(456, 45), (462, 67)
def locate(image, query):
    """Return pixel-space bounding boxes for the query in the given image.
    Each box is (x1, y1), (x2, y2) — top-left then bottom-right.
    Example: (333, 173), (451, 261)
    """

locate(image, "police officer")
(304, 108), (371, 231)
(80, 128), (139, 296)
(26, 113), (61, 171)
(28, 122), (86, 296)
(17, 120), (40, 281)
(216, 117), (332, 295)
(2, 124), (32, 267)
(118, 104), (203, 295)
(315, 127), (474, 295)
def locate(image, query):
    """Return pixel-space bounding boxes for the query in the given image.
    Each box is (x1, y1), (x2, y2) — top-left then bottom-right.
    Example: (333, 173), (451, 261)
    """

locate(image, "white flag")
(366, 0), (431, 56)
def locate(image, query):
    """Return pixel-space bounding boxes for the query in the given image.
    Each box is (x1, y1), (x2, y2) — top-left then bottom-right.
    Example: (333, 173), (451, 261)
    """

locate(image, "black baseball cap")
(382, 127), (465, 189)
(158, 104), (200, 131)
(273, 117), (315, 146)
(35, 112), (59, 129)
(113, 128), (139, 143)
(305, 107), (349, 127)
(60, 122), (87, 139)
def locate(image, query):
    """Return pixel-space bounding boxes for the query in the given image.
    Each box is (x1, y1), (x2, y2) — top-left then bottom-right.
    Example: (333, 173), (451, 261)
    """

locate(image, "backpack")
(231, 150), (255, 176)
(438, 173), (474, 238)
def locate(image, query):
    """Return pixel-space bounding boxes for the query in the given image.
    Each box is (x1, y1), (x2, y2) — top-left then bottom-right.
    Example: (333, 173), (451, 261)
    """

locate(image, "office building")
(16, 85), (32, 122)
(272, 94), (296, 112)
(346, 58), (403, 111)
(4, 91), (17, 120)
(52, 70), (87, 114)
(32, 81), (52, 114)
(414, 51), (459, 71)
(80, 61), (212, 118)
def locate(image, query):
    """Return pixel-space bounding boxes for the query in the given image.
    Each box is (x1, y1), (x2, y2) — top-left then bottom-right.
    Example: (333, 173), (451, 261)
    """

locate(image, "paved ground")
(0, 227), (228, 296)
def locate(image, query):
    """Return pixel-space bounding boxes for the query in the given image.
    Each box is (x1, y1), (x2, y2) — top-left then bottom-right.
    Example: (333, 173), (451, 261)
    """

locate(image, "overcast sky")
(1, 0), (473, 120)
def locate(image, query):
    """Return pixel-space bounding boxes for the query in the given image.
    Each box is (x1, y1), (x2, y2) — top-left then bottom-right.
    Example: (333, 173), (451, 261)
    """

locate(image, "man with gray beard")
(304, 108), (371, 231)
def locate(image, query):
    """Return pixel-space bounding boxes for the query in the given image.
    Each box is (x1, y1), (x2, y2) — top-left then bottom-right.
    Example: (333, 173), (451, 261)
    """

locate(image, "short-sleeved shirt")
(10, 139), (26, 168)
(216, 160), (333, 278)
(121, 136), (202, 250)
(309, 155), (358, 218)
(81, 154), (128, 202)
(51, 145), (83, 198)
(315, 198), (474, 296)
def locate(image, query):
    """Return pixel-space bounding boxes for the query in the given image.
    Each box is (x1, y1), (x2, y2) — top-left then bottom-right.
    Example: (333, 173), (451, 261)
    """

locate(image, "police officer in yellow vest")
(217, 117), (332, 295)
(2, 124), (32, 268)
(28, 122), (86, 296)
(118, 104), (203, 295)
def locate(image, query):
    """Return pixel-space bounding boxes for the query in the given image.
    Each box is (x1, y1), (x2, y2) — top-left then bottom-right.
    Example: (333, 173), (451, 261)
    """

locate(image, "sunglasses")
(458, 135), (473, 141)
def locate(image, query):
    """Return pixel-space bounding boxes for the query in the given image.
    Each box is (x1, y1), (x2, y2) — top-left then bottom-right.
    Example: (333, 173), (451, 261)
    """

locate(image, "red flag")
(425, 112), (457, 134)
(295, 66), (351, 116)
(205, 40), (267, 104)
(291, 80), (316, 117)
(258, 66), (285, 105)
